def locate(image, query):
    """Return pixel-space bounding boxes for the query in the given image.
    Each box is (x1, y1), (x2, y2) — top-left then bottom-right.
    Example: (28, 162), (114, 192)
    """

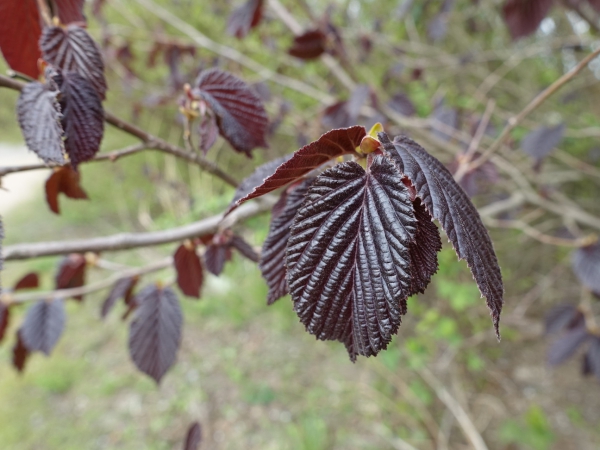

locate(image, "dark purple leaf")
(55, 253), (86, 301)
(288, 29), (327, 60)
(45, 165), (89, 214)
(227, 0), (264, 39)
(183, 421), (202, 450)
(286, 156), (417, 361)
(544, 304), (580, 334)
(521, 123), (565, 166)
(128, 285), (183, 383)
(55, 0), (86, 24)
(0, 0), (42, 78)
(193, 69), (268, 156)
(13, 272), (40, 291)
(547, 324), (589, 366)
(204, 243), (229, 276)
(387, 93), (416, 117)
(101, 276), (139, 319)
(430, 103), (458, 141)
(40, 24), (107, 99)
(230, 235), (259, 262)
(502, 0), (554, 40)
(586, 336), (600, 379)
(572, 243), (600, 293)
(0, 302), (10, 343)
(12, 330), (29, 373)
(17, 80), (66, 165)
(198, 115), (219, 155)
(21, 299), (66, 355)
(231, 126), (366, 210)
(380, 133), (504, 337)
(260, 179), (313, 305)
(174, 243), (204, 298)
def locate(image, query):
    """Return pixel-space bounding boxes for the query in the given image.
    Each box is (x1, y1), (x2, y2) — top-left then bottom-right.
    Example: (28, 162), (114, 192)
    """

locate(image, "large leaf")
(45, 165), (89, 214)
(231, 126), (366, 210)
(55, 0), (86, 24)
(502, 0), (553, 40)
(227, 0), (264, 39)
(128, 285), (183, 383)
(380, 133), (504, 336)
(571, 243), (600, 293)
(21, 299), (66, 355)
(286, 156), (417, 361)
(17, 80), (66, 165)
(0, 0), (42, 78)
(260, 179), (313, 305)
(174, 243), (204, 298)
(40, 24), (107, 99)
(193, 69), (268, 156)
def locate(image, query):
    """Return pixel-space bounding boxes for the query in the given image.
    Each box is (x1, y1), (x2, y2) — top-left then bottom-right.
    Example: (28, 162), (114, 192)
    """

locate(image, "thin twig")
(36, 0), (52, 25)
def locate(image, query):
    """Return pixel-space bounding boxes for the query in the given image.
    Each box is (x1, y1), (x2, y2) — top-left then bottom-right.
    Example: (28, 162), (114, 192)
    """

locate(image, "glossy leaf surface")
(174, 243), (204, 298)
(45, 165), (89, 214)
(287, 156), (416, 361)
(21, 299), (66, 355)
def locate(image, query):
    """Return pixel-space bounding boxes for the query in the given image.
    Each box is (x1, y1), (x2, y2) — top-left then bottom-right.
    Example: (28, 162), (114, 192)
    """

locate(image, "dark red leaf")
(230, 235), (259, 262)
(198, 114), (219, 155)
(502, 0), (554, 40)
(0, 302), (10, 343)
(183, 421), (202, 450)
(260, 179), (313, 305)
(45, 165), (89, 214)
(521, 123), (564, 167)
(55, 253), (86, 301)
(193, 69), (268, 156)
(288, 29), (327, 60)
(547, 324), (589, 366)
(174, 243), (204, 298)
(204, 244), (229, 276)
(380, 133), (504, 337)
(55, 0), (86, 23)
(101, 276), (139, 319)
(0, 0), (42, 78)
(572, 243), (600, 293)
(17, 80), (66, 165)
(227, 0), (264, 39)
(544, 304), (582, 334)
(232, 126), (366, 211)
(586, 336), (600, 380)
(40, 24), (107, 99)
(128, 284), (183, 383)
(21, 298), (66, 355)
(287, 156), (417, 361)
(13, 272), (40, 291)
(12, 330), (30, 373)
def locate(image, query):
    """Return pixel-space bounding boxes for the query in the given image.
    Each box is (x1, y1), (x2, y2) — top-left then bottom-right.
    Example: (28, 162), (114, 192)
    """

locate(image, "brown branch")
(3, 196), (277, 260)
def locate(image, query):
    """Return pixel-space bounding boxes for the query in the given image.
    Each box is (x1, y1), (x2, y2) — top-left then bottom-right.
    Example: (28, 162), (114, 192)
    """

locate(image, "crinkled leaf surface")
(288, 29), (327, 60)
(174, 244), (204, 298)
(21, 299), (66, 355)
(0, 0), (41, 78)
(260, 179), (313, 305)
(45, 165), (88, 214)
(183, 421), (202, 450)
(194, 69), (268, 156)
(17, 81), (66, 165)
(380, 132), (504, 336)
(547, 324), (589, 366)
(571, 243), (600, 293)
(128, 285), (183, 383)
(232, 126), (366, 210)
(41, 25), (107, 99)
(286, 156), (417, 361)
(502, 0), (553, 40)
(101, 276), (139, 319)
(227, 0), (264, 39)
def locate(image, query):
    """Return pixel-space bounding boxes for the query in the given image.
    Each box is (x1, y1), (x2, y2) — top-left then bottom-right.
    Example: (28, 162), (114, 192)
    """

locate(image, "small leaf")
(41, 24), (107, 99)
(0, 0), (42, 78)
(128, 285), (183, 383)
(183, 421), (202, 450)
(287, 156), (417, 361)
(55, 253), (86, 301)
(45, 165), (89, 214)
(288, 29), (327, 60)
(193, 69), (268, 156)
(174, 243), (204, 298)
(55, 0), (86, 24)
(502, 0), (553, 40)
(586, 336), (600, 380)
(0, 302), (10, 343)
(260, 179), (313, 305)
(380, 133), (504, 337)
(21, 299), (66, 355)
(198, 114), (219, 155)
(101, 276), (139, 319)
(227, 0), (264, 39)
(387, 93), (416, 117)
(204, 243), (230, 276)
(13, 272), (40, 291)
(12, 330), (29, 373)
(547, 324), (589, 366)
(521, 123), (564, 168)
(17, 80), (66, 165)
(232, 126), (366, 210)
(321, 85), (370, 129)
(572, 243), (600, 293)
(230, 236), (259, 262)
(544, 304), (581, 335)
(430, 102), (458, 141)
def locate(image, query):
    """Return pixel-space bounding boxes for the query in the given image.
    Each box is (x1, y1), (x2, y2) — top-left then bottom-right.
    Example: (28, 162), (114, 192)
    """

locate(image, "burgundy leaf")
(183, 421), (202, 450)
(0, 302), (10, 343)
(230, 235), (259, 262)
(260, 179), (313, 305)
(502, 0), (554, 40)
(174, 243), (204, 298)
(55, 0), (86, 24)
(408, 198), (442, 296)
(380, 133), (504, 337)
(55, 253), (86, 301)
(204, 243), (229, 276)
(14, 272), (40, 291)
(21, 298), (66, 355)
(40, 24), (107, 99)
(547, 324), (589, 366)
(45, 165), (89, 214)
(12, 330), (29, 373)
(288, 29), (327, 60)
(521, 123), (564, 167)
(227, 0), (264, 39)
(193, 69), (268, 156)
(128, 284), (183, 383)
(572, 243), (600, 293)
(232, 126), (366, 210)
(17, 80), (66, 165)
(101, 276), (139, 319)
(0, 0), (42, 78)
(286, 156), (417, 361)
(198, 114), (219, 155)
(586, 336), (600, 380)
(544, 304), (581, 334)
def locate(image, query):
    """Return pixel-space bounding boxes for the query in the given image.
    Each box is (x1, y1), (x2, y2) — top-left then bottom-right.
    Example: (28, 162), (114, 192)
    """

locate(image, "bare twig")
(484, 218), (597, 247)
(36, 0), (52, 25)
